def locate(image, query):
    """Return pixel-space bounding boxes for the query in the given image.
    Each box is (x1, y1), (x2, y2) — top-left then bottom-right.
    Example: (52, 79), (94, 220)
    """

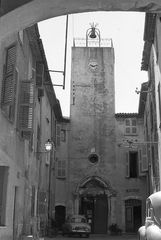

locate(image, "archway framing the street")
(1, 0), (161, 41)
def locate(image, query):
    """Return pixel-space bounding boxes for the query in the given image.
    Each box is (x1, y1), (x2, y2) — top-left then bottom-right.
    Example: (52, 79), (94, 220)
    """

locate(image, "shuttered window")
(125, 151), (139, 178)
(125, 119), (137, 135)
(141, 143), (148, 171)
(138, 149), (146, 176)
(1, 44), (18, 122)
(0, 166), (9, 226)
(18, 80), (35, 140)
(57, 160), (66, 178)
(31, 186), (36, 217)
(125, 152), (129, 177)
(1, 44), (16, 106)
(36, 62), (44, 88)
(56, 125), (61, 148)
(158, 83), (161, 127)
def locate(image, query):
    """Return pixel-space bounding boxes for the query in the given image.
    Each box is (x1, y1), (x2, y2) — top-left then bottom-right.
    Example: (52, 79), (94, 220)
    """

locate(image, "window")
(57, 160), (66, 178)
(150, 102), (153, 130)
(141, 143), (148, 171)
(36, 62), (44, 88)
(31, 186), (36, 217)
(61, 129), (66, 142)
(51, 112), (56, 144)
(126, 151), (138, 178)
(126, 147), (147, 178)
(88, 154), (99, 164)
(0, 166), (9, 226)
(158, 82), (161, 128)
(125, 119), (137, 135)
(56, 125), (61, 147)
(17, 80), (35, 140)
(1, 44), (18, 122)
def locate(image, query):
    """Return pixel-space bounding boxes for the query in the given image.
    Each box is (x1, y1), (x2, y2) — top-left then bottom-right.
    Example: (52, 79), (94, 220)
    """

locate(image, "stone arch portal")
(75, 174), (116, 197)
(73, 175), (116, 234)
(1, 0), (161, 41)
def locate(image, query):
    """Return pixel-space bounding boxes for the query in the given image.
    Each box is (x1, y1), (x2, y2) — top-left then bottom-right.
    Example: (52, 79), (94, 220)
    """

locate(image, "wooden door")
(125, 207), (133, 232)
(94, 196), (107, 234)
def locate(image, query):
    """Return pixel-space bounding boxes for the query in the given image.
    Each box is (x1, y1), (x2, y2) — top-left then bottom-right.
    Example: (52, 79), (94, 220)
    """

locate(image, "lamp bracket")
(135, 87), (151, 95)
(35, 151), (50, 159)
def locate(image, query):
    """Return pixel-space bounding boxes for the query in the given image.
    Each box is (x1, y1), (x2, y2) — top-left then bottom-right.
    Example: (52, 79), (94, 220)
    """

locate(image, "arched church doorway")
(80, 195), (107, 234)
(77, 177), (111, 234)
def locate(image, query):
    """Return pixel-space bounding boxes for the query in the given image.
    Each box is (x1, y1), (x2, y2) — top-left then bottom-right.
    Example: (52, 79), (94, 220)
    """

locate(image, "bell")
(89, 28), (97, 39)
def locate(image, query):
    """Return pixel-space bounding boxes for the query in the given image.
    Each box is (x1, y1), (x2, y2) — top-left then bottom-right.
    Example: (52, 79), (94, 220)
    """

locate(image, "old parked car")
(138, 191), (161, 240)
(62, 214), (91, 238)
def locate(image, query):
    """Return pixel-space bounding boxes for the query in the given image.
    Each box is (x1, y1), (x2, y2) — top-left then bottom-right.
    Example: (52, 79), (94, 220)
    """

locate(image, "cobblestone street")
(43, 233), (137, 240)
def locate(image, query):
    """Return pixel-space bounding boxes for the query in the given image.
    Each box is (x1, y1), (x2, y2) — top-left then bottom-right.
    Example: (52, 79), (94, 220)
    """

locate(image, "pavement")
(43, 233), (138, 240)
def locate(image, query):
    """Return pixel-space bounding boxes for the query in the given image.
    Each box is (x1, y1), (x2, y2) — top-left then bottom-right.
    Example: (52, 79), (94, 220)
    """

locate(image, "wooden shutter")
(125, 151), (129, 177)
(31, 186), (35, 217)
(138, 149), (146, 176)
(36, 62), (44, 88)
(125, 119), (131, 134)
(131, 119), (137, 134)
(1, 44), (16, 107)
(56, 125), (61, 147)
(18, 80), (35, 140)
(57, 160), (66, 178)
(158, 83), (161, 126)
(141, 143), (148, 171)
(10, 68), (18, 121)
(138, 149), (142, 175)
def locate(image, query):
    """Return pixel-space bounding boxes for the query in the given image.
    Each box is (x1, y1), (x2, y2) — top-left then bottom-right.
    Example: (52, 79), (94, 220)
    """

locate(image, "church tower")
(68, 24), (116, 234)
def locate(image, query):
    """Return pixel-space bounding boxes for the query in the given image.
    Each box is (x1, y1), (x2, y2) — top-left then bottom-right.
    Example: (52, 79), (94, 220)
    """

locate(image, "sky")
(38, 12), (148, 117)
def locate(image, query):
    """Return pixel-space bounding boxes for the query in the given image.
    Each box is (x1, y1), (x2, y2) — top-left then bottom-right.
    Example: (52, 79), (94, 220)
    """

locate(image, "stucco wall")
(68, 46), (116, 211)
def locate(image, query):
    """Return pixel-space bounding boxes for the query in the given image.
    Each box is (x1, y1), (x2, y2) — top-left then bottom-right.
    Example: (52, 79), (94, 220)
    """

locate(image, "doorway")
(125, 199), (142, 232)
(13, 186), (19, 240)
(81, 195), (107, 234)
(55, 205), (66, 231)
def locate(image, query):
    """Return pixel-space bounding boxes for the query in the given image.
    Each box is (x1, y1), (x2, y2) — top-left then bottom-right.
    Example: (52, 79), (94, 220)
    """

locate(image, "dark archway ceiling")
(1, 0), (161, 41)
(1, 0), (161, 17)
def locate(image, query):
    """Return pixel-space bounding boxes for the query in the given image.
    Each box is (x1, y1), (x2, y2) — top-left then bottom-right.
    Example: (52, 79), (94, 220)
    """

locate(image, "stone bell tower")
(68, 23), (116, 234)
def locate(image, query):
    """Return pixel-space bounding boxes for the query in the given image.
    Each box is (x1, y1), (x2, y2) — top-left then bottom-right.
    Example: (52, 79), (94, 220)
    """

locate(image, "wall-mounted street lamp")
(35, 139), (52, 158)
(135, 87), (151, 95)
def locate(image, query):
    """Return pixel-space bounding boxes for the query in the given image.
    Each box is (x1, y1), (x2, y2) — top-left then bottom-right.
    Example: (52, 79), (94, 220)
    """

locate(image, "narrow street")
(44, 233), (137, 240)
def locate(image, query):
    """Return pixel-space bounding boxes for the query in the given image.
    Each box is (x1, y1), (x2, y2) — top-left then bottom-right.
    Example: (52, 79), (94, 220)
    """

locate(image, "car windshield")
(71, 217), (86, 223)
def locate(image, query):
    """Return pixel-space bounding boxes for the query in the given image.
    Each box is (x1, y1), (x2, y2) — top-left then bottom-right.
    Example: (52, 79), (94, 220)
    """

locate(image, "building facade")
(141, 12), (161, 193)
(60, 29), (148, 233)
(0, 24), (64, 240)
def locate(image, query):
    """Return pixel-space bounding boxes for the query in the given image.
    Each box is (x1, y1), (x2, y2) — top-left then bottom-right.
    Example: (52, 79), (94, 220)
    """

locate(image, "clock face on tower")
(88, 61), (99, 72)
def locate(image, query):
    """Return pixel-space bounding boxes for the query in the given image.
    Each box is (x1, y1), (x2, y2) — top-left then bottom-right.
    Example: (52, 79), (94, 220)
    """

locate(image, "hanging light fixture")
(35, 139), (52, 158)
(45, 139), (52, 152)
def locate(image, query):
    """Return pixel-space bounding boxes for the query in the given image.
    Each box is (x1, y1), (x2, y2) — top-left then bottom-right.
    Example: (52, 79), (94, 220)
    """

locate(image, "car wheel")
(62, 231), (64, 236)
(79, 234), (82, 237)
(86, 234), (89, 238)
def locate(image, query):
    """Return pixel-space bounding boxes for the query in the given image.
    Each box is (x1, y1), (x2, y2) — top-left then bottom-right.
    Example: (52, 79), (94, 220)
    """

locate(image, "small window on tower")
(88, 154), (99, 165)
